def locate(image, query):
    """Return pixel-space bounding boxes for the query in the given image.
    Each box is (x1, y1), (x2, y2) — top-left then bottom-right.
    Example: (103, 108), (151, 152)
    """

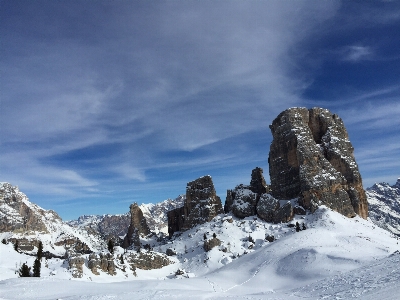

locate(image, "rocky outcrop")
(269, 107), (368, 219)
(86, 253), (117, 275)
(0, 182), (103, 255)
(140, 195), (186, 234)
(54, 238), (91, 254)
(225, 168), (261, 218)
(167, 176), (223, 237)
(230, 185), (258, 218)
(203, 237), (221, 252)
(0, 183), (60, 233)
(250, 167), (268, 194)
(88, 253), (101, 275)
(67, 214), (131, 243)
(224, 167), (292, 221)
(68, 255), (85, 278)
(256, 194), (280, 222)
(367, 178), (400, 236)
(122, 203), (150, 249)
(127, 251), (172, 270)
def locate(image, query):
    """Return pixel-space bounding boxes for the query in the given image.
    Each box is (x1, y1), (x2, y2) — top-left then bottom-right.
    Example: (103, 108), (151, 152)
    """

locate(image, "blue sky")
(1, 0), (399, 220)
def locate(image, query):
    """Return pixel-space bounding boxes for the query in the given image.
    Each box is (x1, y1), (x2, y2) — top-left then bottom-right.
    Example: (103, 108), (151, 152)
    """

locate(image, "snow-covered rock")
(1, 206), (400, 299)
(0, 182), (105, 256)
(139, 195), (185, 234)
(367, 178), (400, 236)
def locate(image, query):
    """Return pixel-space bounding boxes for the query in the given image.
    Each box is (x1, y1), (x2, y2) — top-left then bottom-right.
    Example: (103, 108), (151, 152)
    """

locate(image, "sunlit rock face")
(0, 182), (60, 233)
(123, 203), (150, 249)
(268, 107), (368, 219)
(167, 175), (223, 237)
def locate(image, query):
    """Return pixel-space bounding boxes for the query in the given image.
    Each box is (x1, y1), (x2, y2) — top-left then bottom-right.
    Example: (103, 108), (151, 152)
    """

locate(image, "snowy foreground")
(1, 207), (400, 299)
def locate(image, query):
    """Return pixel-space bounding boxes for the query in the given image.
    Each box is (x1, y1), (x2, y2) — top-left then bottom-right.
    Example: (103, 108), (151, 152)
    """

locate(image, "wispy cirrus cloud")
(1, 1), (400, 219)
(340, 45), (373, 62)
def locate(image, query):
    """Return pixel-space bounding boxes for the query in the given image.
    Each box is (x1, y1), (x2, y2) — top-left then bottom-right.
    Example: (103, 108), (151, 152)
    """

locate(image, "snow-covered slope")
(67, 195), (185, 240)
(367, 178), (400, 236)
(1, 205), (399, 299)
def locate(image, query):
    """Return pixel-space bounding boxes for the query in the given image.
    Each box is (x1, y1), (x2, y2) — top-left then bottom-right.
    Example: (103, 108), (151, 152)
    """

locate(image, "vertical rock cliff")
(122, 203), (150, 248)
(269, 107), (368, 219)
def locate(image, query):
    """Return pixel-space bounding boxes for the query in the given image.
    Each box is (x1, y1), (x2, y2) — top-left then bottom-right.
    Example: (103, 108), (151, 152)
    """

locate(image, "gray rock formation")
(87, 253), (116, 275)
(122, 203), (150, 249)
(269, 107), (368, 219)
(0, 182), (102, 255)
(67, 214), (131, 242)
(68, 255), (85, 278)
(224, 167), (293, 222)
(88, 253), (101, 275)
(256, 194), (280, 222)
(230, 185), (258, 218)
(203, 237), (221, 252)
(140, 195), (186, 234)
(225, 168), (264, 217)
(0, 183), (60, 233)
(167, 175), (223, 237)
(250, 167), (269, 194)
(127, 251), (172, 270)
(367, 178), (400, 236)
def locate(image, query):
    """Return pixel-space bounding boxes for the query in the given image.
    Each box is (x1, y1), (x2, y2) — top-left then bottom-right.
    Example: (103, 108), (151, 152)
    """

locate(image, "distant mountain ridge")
(68, 195), (186, 237)
(0, 182), (104, 255)
(366, 178), (400, 236)
(140, 195), (185, 234)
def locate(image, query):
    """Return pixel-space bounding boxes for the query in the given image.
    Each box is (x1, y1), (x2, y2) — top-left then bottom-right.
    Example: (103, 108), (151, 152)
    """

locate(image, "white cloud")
(341, 45), (373, 62)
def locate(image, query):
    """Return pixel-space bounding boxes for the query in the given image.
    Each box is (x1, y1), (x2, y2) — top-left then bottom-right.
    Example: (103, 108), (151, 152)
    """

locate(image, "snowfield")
(1, 206), (400, 299)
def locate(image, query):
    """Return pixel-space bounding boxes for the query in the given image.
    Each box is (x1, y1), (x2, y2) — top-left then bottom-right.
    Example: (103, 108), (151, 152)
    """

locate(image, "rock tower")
(268, 107), (368, 219)
(167, 175), (223, 237)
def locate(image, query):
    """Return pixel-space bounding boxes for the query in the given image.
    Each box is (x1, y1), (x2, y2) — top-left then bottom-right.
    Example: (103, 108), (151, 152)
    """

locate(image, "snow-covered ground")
(1, 206), (400, 299)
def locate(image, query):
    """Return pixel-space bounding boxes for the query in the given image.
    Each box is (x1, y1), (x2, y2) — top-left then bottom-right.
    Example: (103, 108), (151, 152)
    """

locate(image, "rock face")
(140, 195), (186, 234)
(256, 194), (280, 222)
(127, 251), (172, 270)
(250, 167), (268, 194)
(68, 255), (85, 278)
(224, 167), (293, 222)
(123, 203), (150, 249)
(269, 107), (368, 219)
(225, 168), (266, 217)
(0, 183), (60, 233)
(67, 214), (131, 242)
(203, 237), (221, 252)
(367, 179), (400, 236)
(167, 176), (223, 237)
(230, 185), (258, 218)
(0, 182), (104, 255)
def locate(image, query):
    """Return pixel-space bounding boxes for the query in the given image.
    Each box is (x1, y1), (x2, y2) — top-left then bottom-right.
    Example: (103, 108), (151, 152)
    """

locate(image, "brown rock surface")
(269, 107), (368, 219)
(127, 251), (172, 270)
(123, 203), (150, 249)
(168, 176), (223, 236)
(203, 237), (221, 252)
